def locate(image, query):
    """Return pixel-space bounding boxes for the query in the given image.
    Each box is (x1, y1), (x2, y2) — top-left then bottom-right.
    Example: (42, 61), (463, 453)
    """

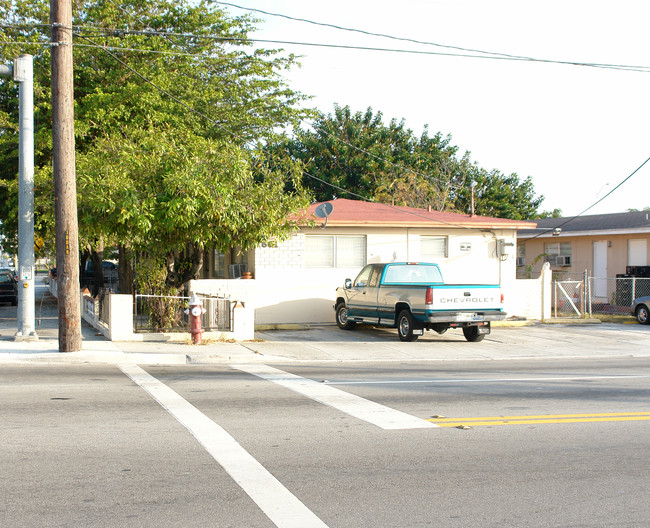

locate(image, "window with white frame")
(517, 244), (525, 267)
(420, 236), (448, 260)
(305, 235), (366, 268)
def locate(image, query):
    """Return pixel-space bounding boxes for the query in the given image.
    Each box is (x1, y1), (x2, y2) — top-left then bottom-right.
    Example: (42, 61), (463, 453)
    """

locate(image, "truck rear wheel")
(397, 309), (419, 342)
(336, 303), (356, 330)
(462, 325), (485, 342)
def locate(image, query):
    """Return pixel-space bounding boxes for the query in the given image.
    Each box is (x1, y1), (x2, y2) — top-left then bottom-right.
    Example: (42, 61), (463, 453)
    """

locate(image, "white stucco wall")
(191, 226), (524, 325)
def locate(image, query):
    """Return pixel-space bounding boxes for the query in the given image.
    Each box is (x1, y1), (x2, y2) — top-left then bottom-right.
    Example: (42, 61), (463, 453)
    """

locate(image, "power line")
(72, 42), (208, 58)
(213, 3), (650, 74)
(529, 155), (650, 239)
(0, 41), (50, 47)
(31, 21), (650, 73)
(214, 1), (526, 58)
(69, 35), (483, 231)
(301, 170), (483, 231)
(71, 33), (650, 227)
(5, 26), (642, 222)
(6, 21), (650, 73)
(218, 38), (650, 73)
(74, 31), (650, 73)
(73, 31), (459, 193)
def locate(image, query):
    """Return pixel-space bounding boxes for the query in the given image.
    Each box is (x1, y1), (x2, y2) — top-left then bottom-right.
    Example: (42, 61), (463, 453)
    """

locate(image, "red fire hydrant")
(186, 294), (206, 344)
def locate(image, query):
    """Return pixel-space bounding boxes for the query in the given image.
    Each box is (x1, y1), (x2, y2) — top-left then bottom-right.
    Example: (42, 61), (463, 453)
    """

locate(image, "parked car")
(335, 262), (506, 342)
(632, 296), (650, 325)
(0, 267), (17, 281)
(84, 260), (118, 280)
(0, 270), (18, 306)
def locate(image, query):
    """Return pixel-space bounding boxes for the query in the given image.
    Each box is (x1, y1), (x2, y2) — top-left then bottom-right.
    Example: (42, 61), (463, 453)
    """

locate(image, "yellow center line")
(428, 412), (650, 427)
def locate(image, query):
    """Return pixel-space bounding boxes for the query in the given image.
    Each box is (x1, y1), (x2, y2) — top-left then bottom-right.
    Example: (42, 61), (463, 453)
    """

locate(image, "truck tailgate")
(428, 285), (501, 311)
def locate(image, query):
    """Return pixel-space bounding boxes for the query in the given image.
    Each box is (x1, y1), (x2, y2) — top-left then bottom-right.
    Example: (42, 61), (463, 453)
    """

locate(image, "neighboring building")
(517, 210), (650, 300)
(191, 199), (536, 325)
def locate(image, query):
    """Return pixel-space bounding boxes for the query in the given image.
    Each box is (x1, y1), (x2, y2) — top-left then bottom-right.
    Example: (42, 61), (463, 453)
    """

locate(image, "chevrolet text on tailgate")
(334, 262), (506, 342)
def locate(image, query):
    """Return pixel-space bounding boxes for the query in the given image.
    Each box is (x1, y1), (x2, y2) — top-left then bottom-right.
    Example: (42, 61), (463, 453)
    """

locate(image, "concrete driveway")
(249, 322), (650, 362)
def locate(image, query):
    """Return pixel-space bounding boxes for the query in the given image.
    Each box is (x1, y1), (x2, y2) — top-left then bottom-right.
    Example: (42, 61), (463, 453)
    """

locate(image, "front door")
(593, 240), (608, 299)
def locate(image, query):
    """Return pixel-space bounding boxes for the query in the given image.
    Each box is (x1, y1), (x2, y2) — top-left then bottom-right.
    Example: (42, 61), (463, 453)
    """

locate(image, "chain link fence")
(589, 276), (650, 316)
(552, 275), (650, 318)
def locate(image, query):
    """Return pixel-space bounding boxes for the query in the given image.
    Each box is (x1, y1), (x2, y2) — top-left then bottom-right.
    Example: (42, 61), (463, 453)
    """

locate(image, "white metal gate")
(554, 279), (587, 317)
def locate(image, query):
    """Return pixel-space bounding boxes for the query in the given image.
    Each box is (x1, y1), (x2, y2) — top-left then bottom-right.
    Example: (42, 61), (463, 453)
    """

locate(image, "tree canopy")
(274, 104), (556, 219)
(0, 0), (312, 289)
(1, 2), (559, 293)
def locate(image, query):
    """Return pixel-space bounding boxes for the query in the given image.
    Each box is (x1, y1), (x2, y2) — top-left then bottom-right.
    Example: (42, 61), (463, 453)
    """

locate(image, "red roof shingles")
(295, 199), (537, 230)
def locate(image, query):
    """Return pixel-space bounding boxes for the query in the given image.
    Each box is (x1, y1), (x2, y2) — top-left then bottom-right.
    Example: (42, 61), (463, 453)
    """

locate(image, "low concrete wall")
(509, 263), (552, 321)
(191, 266), (554, 326)
(189, 277), (338, 326)
(78, 290), (254, 342)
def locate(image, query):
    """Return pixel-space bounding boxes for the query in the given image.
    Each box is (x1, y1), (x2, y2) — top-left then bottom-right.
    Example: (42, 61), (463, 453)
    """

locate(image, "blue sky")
(220, 0), (650, 216)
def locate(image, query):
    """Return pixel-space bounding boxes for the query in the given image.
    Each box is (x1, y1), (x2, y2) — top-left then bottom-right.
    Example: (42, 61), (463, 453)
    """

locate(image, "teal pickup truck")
(334, 262), (506, 342)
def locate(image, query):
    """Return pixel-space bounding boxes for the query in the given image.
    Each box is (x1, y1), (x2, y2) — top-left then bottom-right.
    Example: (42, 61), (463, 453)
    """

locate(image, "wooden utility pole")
(51, 0), (81, 352)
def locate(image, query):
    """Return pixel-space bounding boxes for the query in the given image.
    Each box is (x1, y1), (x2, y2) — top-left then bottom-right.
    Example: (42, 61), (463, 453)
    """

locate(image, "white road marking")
(323, 375), (650, 385)
(118, 364), (329, 528)
(232, 364), (437, 430)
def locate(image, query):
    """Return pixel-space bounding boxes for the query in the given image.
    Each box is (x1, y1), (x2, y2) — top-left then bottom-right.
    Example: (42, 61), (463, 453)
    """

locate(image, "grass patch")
(594, 314), (636, 324)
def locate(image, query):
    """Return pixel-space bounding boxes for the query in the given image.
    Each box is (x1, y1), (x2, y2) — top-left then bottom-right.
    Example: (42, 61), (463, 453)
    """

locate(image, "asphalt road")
(2, 357), (649, 527)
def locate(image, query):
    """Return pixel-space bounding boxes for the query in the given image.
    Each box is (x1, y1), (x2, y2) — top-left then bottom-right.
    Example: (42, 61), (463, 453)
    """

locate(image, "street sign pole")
(0, 55), (37, 340)
(15, 54), (37, 340)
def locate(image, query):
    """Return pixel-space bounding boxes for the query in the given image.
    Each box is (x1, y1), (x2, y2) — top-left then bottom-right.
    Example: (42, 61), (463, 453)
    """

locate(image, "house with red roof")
(190, 199), (538, 325)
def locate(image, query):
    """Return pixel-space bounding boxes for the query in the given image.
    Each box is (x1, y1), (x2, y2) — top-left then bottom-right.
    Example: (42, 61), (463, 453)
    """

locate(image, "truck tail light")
(425, 287), (433, 305)
(501, 292), (505, 304)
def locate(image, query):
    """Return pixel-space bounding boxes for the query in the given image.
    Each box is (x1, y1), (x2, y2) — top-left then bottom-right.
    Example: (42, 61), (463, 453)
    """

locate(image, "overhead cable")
(529, 156), (650, 239)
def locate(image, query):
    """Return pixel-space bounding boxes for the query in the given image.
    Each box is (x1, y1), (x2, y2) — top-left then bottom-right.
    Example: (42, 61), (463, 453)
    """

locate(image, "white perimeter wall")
(191, 226), (527, 325)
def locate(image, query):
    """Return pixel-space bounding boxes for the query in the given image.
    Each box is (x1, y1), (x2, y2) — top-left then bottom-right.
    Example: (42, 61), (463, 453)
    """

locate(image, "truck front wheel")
(336, 303), (356, 330)
(397, 310), (419, 342)
(463, 325), (485, 342)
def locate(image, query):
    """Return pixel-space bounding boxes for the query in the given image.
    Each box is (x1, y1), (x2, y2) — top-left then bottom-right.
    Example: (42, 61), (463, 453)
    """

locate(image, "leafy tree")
(453, 164), (544, 220)
(75, 127), (308, 289)
(0, 0), (312, 291)
(274, 104), (463, 210)
(276, 104), (553, 219)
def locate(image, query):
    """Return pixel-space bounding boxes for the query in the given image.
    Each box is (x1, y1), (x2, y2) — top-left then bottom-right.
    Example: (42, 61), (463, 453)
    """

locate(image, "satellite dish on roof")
(314, 202), (333, 228)
(314, 202), (333, 218)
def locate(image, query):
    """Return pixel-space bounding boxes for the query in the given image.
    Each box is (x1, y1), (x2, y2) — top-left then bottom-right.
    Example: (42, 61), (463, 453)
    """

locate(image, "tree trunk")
(165, 244), (203, 289)
(89, 238), (104, 297)
(118, 245), (134, 295)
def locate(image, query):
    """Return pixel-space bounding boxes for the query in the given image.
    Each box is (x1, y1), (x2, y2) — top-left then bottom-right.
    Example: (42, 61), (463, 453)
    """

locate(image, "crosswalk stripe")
(119, 364), (330, 528)
(232, 364), (438, 430)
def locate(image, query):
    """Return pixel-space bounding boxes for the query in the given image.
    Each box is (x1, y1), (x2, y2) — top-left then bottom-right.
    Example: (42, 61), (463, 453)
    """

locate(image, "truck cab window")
(369, 265), (383, 287)
(353, 265), (373, 287)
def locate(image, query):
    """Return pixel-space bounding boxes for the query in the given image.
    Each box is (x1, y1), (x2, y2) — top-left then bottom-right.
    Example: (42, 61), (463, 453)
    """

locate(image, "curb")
(541, 318), (602, 325)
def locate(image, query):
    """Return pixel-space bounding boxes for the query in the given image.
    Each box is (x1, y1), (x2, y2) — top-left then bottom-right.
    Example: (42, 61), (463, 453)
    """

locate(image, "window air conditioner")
(557, 256), (571, 266)
(516, 257), (525, 267)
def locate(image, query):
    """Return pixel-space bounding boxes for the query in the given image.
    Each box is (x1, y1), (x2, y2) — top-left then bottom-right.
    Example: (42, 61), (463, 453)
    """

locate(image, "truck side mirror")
(345, 278), (352, 289)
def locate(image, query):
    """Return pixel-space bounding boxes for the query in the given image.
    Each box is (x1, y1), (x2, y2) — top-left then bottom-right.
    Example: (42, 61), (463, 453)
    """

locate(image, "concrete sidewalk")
(1, 282), (649, 366)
